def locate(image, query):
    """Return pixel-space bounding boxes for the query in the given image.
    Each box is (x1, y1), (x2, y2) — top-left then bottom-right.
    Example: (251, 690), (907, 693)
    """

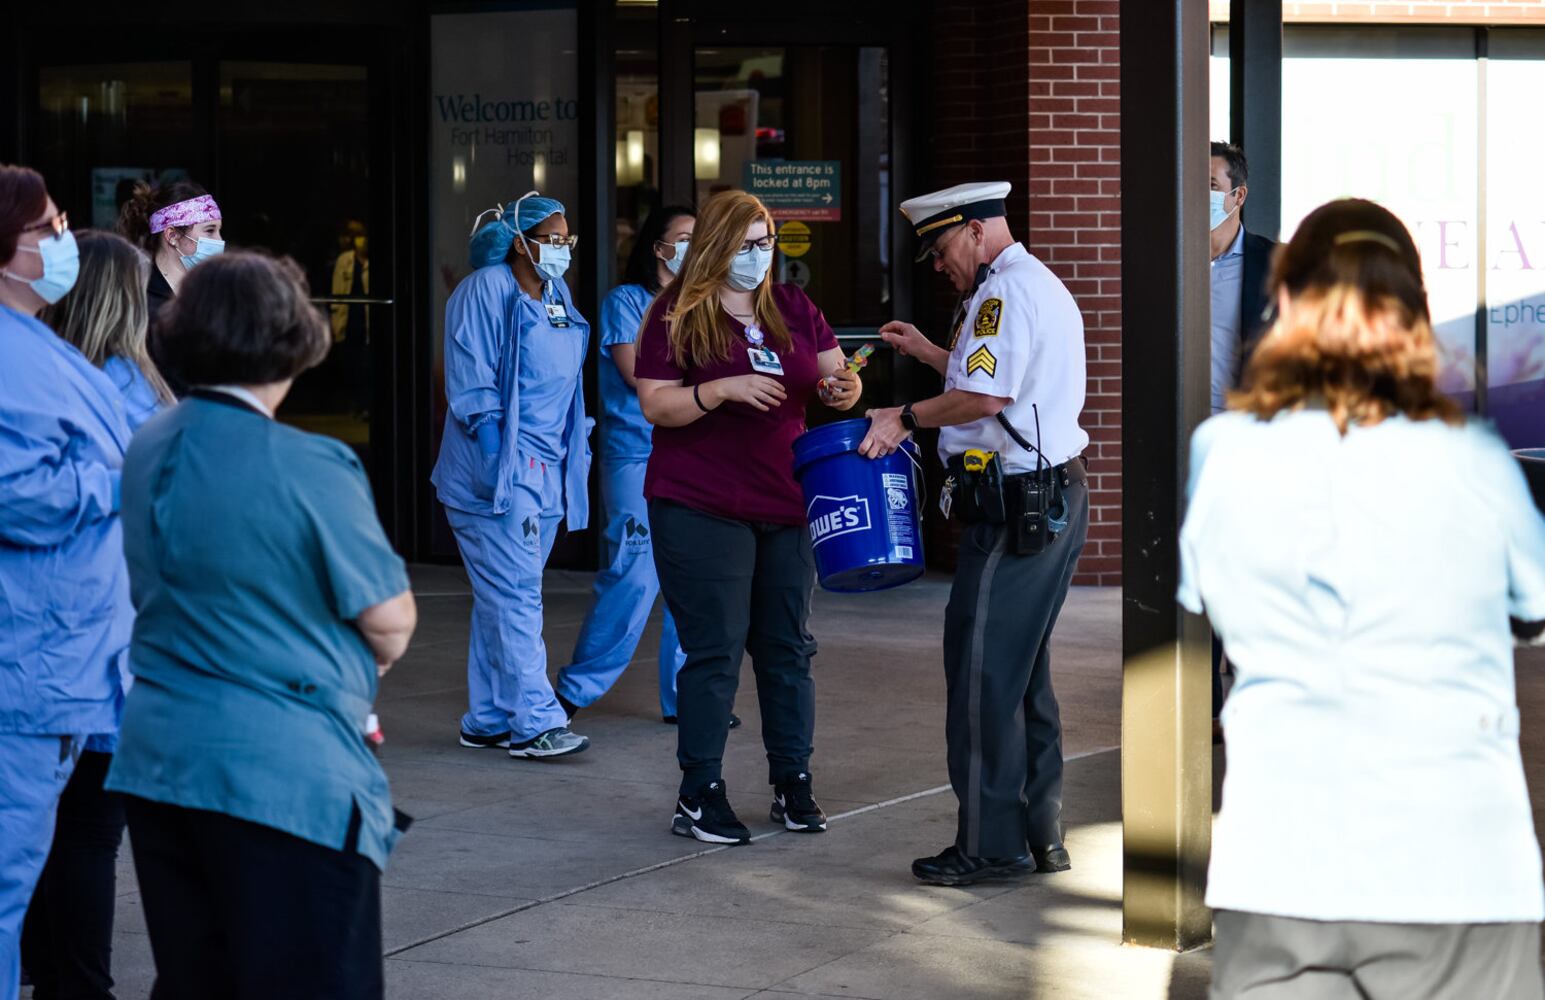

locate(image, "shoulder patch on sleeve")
(965, 344), (997, 378)
(973, 298), (1003, 337)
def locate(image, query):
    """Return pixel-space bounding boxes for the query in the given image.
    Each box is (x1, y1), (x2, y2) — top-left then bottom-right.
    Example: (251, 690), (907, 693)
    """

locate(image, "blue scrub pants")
(446, 455), (569, 742)
(558, 457), (686, 718)
(0, 733), (80, 1000)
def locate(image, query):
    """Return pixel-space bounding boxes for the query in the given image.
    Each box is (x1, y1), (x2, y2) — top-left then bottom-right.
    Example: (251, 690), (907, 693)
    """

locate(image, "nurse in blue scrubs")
(431, 192), (593, 759)
(0, 166), (130, 1000)
(557, 205), (697, 723)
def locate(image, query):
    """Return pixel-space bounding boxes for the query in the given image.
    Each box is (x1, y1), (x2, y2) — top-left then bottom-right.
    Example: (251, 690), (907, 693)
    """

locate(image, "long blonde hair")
(42, 229), (174, 403)
(661, 190), (791, 369)
(1231, 198), (1461, 434)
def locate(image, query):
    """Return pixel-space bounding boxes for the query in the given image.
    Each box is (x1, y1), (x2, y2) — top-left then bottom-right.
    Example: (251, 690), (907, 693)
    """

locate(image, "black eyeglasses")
(21, 212), (69, 240)
(736, 236), (777, 255)
(926, 224), (967, 263)
(529, 233), (580, 249)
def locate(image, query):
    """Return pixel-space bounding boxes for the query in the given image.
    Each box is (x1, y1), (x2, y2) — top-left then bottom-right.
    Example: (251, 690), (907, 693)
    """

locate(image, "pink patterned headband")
(149, 195), (222, 234)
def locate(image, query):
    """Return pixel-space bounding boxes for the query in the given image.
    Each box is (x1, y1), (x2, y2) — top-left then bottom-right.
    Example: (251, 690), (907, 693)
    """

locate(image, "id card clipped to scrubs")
(745, 323), (783, 376)
(545, 299), (573, 329)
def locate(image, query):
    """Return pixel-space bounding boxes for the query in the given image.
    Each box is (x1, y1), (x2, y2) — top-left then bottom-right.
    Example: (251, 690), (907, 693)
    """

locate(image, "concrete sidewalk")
(92, 567), (1215, 999)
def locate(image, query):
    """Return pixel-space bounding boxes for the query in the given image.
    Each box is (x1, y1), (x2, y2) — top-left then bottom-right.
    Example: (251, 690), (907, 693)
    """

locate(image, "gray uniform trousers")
(943, 478), (1088, 859)
(1211, 910), (1544, 1000)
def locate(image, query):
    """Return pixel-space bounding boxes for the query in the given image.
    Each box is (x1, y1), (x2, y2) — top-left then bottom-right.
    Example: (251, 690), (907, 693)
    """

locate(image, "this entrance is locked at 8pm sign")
(743, 160), (842, 222)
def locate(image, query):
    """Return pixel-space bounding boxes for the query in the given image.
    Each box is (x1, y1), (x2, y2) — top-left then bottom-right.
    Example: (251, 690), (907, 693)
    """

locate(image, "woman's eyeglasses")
(529, 233), (580, 249)
(21, 212), (69, 240)
(736, 235), (778, 255)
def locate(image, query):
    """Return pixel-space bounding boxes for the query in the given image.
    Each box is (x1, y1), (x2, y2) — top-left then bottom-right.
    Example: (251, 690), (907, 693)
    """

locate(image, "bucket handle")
(903, 443), (926, 521)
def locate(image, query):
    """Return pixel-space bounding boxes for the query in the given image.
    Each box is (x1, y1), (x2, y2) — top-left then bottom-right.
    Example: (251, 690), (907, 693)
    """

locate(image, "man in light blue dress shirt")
(1211, 226), (1246, 413)
(1208, 142), (1277, 726)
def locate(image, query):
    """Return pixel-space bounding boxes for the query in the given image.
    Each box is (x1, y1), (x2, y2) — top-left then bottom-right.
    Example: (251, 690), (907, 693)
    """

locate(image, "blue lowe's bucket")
(792, 417), (925, 593)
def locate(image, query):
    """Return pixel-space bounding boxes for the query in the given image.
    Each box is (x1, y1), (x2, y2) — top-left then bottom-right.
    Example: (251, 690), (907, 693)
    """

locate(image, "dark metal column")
(1229, 0), (1283, 240)
(578, 0), (616, 311)
(657, 0), (695, 208)
(1120, 0), (1214, 951)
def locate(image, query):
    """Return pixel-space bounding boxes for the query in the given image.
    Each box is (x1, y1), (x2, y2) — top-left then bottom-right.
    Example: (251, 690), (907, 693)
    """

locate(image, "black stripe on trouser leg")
(943, 522), (1008, 859)
(1022, 481), (1088, 844)
(746, 524), (818, 786)
(944, 487), (1088, 859)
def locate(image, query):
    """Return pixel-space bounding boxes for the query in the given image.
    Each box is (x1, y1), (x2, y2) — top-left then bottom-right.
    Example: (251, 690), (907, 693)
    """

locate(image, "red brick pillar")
(926, 0), (1122, 586)
(1029, 0), (1122, 585)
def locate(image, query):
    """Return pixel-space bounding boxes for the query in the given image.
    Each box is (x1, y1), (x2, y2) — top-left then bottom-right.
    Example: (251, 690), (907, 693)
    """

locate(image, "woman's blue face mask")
(3, 229), (79, 304)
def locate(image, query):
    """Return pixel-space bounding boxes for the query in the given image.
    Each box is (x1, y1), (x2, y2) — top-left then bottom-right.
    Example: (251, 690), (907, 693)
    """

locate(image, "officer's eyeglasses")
(736, 235), (778, 255)
(530, 233), (580, 249)
(926, 225), (967, 263)
(21, 212), (69, 241)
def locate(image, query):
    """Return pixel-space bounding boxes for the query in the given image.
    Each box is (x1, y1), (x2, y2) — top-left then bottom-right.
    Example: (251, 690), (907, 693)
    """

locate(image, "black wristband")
(693, 383), (710, 413)
(900, 403), (918, 432)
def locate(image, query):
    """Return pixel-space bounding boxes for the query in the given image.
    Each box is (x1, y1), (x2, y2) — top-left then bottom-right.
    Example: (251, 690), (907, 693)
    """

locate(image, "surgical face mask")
(3, 230), (80, 304)
(661, 239), (690, 276)
(529, 240), (571, 282)
(727, 246), (773, 291)
(1210, 189), (1238, 232)
(179, 236), (225, 270)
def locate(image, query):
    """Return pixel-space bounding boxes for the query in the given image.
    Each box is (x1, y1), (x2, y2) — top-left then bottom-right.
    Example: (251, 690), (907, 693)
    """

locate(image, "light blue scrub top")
(597, 283), (656, 463)
(430, 264), (591, 526)
(102, 355), (166, 432)
(1180, 410), (1545, 923)
(0, 305), (130, 736)
(107, 395), (410, 869)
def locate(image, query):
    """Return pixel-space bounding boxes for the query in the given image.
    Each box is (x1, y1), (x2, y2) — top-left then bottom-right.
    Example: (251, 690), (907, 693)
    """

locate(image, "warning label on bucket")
(881, 474), (916, 546)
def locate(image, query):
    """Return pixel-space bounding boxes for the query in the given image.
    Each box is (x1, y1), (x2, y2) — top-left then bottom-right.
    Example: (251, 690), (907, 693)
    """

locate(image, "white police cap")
(899, 182), (1012, 261)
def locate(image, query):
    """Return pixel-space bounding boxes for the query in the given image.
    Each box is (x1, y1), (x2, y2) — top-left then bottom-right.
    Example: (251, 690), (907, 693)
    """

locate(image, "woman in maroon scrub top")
(636, 190), (861, 846)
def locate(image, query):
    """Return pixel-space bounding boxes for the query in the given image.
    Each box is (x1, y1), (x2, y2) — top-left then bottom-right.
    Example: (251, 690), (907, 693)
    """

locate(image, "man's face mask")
(1210, 188), (1239, 232)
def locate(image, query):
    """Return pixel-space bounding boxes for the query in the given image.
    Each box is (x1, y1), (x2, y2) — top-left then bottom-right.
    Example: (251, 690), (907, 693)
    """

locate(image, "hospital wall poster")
(429, 5), (580, 446)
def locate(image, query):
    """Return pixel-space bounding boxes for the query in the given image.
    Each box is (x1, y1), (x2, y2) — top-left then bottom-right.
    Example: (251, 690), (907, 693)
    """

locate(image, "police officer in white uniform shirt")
(859, 181), (1089, 886)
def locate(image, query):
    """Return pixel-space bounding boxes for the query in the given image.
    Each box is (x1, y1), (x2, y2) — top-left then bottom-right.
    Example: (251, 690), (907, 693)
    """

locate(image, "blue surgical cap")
(467, 194), (566, 269)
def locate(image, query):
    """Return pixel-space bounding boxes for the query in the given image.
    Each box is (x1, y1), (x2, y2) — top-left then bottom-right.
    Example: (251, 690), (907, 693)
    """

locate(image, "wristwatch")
(899, 403), (919, 432)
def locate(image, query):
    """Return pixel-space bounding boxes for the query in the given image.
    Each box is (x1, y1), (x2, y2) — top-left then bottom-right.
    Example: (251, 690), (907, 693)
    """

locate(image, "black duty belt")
(1011, 455), (1088, 490)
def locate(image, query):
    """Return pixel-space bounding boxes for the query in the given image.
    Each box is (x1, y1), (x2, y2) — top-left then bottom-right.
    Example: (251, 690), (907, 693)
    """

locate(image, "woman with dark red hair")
(0, 164), (130, 1000)
(1182, 199), (1545, 999)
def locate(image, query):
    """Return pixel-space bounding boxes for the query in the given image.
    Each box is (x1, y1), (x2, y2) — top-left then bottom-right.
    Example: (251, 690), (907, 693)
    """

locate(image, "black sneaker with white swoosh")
(672, 781), (751, 845)
(771, 772), (827, 832)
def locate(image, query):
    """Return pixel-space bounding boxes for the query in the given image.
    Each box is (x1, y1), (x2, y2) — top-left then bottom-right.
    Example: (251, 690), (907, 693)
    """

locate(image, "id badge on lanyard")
(745, 323), (784, 375)
(545, 300), (572, 329)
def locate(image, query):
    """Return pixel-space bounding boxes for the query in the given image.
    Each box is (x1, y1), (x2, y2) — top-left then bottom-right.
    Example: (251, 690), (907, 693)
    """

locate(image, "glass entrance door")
(217, 60), (381, 461)
(28, 47), (390, 477)
(692, 44), (896, 423)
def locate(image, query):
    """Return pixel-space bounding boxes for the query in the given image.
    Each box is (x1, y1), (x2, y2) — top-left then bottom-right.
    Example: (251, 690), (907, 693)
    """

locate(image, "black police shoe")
(1031, 843), (1072, 872)
(672, 780), (751, 845)
(771, 773), (827, 832)
(911, 846), (1033, 886)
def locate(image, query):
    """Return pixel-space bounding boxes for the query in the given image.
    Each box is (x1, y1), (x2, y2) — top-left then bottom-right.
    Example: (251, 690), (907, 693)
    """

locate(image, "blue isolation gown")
(0, 305), (130, 1000)
(430, 264), (591, 740)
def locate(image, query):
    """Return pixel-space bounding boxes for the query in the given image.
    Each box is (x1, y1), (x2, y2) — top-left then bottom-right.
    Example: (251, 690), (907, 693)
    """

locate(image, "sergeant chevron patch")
(965, 344), (997, 377)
